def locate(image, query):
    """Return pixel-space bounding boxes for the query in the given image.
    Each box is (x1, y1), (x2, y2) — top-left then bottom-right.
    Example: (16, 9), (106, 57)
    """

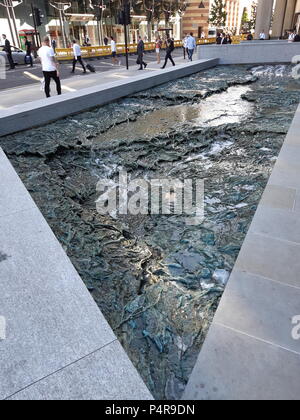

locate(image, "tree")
(209, 0), (227, 28)
(249, 1), (257, 30)
(240, 6), (250, 33)
(241, 7), (249, 25)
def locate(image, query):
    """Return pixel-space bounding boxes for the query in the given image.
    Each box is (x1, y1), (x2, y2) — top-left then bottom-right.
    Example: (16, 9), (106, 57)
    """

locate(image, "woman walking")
(161, 37), (175, 69)
(155, 37), (162, 64)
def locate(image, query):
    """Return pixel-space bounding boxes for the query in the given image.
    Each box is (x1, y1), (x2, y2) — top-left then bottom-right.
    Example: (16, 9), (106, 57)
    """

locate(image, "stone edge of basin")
(183, 104), (300, 400)
(0, 59), (219, 138)
(198, 41), (300, 65)
(0, 146), (153, 401)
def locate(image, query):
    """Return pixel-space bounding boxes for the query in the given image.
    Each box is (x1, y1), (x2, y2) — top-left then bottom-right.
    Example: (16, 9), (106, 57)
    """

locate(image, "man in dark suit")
(24, 36), (33, 67)
(137, 36), (147, 70)
(2, 34), (15, 69)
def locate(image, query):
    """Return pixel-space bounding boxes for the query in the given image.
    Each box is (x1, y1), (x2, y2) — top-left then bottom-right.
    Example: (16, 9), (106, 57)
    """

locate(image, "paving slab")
(268, 144), (300, 190)
(0, 148), (36, 218)
(8, 340), (153, 400)
(214, 270), (300, 353)
(248, 206), (300, 244)
(259, 184), (296, 211)
(235, 232), (300, 288)
(183, 323), (300, 401)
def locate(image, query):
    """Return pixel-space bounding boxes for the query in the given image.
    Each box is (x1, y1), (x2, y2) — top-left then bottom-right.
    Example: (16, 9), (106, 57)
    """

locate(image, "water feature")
(1, 65), (299, 399)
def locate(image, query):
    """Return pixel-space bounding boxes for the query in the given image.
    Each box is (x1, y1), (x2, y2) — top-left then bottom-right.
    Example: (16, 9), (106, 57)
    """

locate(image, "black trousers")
(183, 46), (188, 59)
(162, 51), (175, 68)
(25, 54), (33, 67)
(43, 71), (62, 98)
(7, 52), (15, 69)
(138, 54), (146, 69)
(72, 56), (86, 72)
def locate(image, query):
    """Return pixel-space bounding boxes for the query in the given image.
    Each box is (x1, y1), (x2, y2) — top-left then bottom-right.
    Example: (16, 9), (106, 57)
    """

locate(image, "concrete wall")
(198, 41), (300, 64)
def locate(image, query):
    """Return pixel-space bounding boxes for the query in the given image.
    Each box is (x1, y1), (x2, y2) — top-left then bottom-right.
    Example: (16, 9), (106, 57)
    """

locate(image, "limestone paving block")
(0, 206), (117, 399)
(0, 148), (36, 218)
(214, 270), (300, 353)
(234, 232), (300, 288)
(260, 184), (296, 211)
(249, 206), (300, 244)
(183, 323), (300, 400)
(8, 340), (153, 401)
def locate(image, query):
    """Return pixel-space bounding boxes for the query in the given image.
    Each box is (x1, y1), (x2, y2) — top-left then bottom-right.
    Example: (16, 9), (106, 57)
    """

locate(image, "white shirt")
(259, 32), (266, 40)
(186, 36), (196, 50)
(38, 46), (56, 72)
(111, 40), (116, 52)
(183, 37), (188, 48)
(289, 33), (295, 42)
(73, 43), (82, 59)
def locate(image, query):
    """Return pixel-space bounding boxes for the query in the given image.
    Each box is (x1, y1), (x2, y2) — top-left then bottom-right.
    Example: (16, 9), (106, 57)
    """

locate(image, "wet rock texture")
(1, 65), (299, 399)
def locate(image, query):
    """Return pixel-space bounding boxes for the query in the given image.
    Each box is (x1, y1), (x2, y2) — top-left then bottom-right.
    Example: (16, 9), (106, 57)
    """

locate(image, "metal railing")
(55, 36), (246, 61)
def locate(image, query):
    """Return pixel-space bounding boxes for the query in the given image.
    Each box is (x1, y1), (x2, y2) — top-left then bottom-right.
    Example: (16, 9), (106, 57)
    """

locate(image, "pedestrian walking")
(71, 40), (86, 74)
(226, 34), (232, 44)
(38, 36), (61, 98)
(247, 32), (253, 41)
(137, 36), (147, 70)
(161, 37), (175, 69)
(2, 34), (15, 70)
(110, 36), (118, 65)
(259, 31), (266, 40)
(187, 33), (196, 61)
(216, 33), (222, 45)
(293, 33), (300, 42)
(24, 36), (33, 67)
(182, 34), (188, 59)
(221, 33), (228, 45)
(104, 36), (108, 46)
(156, 36), (162, 64)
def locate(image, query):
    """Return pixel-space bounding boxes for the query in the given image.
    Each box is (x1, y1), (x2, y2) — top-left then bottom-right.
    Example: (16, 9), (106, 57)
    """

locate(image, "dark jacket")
(216, 36), (222, 45)
(166, 38), (175, 53)
(25, 40), (31, 55)
(137, 40), (144, 56)
(3, 39), (11, 54)
(294, 34), (300, 42)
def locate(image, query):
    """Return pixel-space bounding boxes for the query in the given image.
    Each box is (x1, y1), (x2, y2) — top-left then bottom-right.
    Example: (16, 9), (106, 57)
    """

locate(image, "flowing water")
(1, 65), (299, 399)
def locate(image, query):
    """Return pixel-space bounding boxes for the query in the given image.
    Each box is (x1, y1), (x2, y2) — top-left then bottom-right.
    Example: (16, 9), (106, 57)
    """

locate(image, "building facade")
(0, 0), (186, 49)
(255, 0), (300, 39)
(182, 0), (253, 38)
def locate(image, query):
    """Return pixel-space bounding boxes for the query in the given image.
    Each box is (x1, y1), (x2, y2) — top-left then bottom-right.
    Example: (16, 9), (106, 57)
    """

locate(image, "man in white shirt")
(259, 31), (266, 40)
(187, 33), (197, 61)
(71, 40), (86, 74)
(110, 36), (118, 65)
(38, 36), (61, 98)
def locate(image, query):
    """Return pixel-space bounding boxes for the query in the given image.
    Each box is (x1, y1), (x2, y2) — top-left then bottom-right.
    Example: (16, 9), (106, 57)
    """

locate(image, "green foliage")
(249, 1), (257, 30)
(241, 7), (249, 24)
(209, 0), (227, 28)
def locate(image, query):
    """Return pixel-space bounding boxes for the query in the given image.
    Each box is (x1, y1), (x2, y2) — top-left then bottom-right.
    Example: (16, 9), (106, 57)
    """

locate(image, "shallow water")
(1, 65), (299, 399)
(97, 85), (253, 144)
